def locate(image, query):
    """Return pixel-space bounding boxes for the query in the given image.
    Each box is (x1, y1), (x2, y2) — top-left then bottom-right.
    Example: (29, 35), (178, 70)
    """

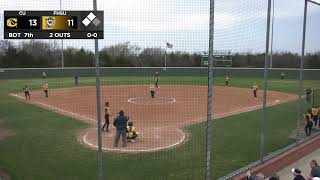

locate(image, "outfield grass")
(0, 76), (318, 180)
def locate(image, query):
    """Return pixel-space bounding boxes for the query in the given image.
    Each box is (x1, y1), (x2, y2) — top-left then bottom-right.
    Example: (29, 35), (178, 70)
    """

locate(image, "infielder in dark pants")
(23, 85), (31, 100)
(43, 83), (48, 97)
(305, 114), (313, 136)
(113, 110), (129, 147)
(155, 71), (159, 88)
(252, 83), (258, 98)
(102, 102), (112, 132)
(150, 83), (156, 98)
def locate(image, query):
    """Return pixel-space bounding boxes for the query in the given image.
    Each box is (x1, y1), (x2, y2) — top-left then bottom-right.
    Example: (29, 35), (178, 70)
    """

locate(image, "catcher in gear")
(126, 122), (139, 142)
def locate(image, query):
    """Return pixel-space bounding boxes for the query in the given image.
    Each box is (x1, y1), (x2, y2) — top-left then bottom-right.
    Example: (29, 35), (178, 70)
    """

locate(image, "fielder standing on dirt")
(23, 85), (31, 100)
(43, 83), (49, 97)
(150, 83), (156, 98)
(253, 83), (258, 98)
(102, 101), (112, 132)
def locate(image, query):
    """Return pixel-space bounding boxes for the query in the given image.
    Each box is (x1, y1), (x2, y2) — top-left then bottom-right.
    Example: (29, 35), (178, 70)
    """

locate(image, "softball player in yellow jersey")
(312, 106), (319, 129)
(253, 83), (258, 98)
(23, 85), (31, 100)
(42, 83), (49, 97)
(150, 84), (156, 98)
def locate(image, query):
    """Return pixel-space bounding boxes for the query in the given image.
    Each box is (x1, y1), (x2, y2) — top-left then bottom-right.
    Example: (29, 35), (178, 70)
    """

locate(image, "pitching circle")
(128, 97), (176, 105)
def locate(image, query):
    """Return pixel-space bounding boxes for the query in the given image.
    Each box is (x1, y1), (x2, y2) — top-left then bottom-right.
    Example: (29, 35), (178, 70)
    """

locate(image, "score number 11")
(67, 19), (74, 27)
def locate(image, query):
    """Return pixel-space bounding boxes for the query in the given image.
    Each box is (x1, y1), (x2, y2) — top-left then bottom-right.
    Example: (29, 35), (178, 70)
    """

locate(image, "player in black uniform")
(23, 85), (31, 100)
(102, 102), (112, 132)
(155, 71), (159, 88)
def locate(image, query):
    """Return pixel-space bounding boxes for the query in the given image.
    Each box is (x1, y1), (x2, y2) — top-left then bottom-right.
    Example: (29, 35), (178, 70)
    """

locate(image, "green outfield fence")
(0, 67), (320, 80)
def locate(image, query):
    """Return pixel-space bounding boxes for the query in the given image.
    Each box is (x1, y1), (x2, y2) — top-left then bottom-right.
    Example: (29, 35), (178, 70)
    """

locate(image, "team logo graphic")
(6, 18), (18, 28)
(45, 17), (55, 29)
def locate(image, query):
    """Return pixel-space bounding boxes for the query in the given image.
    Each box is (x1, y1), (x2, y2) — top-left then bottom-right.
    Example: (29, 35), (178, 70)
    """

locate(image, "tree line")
(0, 40), (319, 69)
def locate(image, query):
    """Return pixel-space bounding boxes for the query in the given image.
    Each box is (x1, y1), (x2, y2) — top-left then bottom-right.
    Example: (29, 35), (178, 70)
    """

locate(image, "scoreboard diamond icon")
(82, 18), (91, 27)
(92, 18), (101, 27)
(82, 12), (101, 27)
(87, 12), (96, 21)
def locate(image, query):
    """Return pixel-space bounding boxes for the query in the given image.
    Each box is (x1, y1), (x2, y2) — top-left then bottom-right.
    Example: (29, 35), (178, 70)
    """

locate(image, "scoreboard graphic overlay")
(4, 11), (104, 39)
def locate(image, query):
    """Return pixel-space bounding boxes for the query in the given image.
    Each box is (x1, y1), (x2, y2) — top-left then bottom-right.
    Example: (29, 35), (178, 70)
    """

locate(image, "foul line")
(214, 99), (284, 119)
(82, 128), (186, 153)
(9, 93), (96, 122)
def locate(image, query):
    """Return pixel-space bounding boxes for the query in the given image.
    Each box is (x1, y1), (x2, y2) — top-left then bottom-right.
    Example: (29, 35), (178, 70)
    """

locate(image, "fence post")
(93, 0), (104, 180)
(296, 0), (308, 144)
(260, 0), (272, 163)
(206, 0), (215, 179)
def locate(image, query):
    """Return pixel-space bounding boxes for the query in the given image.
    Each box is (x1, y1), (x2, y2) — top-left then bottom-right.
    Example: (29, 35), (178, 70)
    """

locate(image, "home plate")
(275, 100), (280, 102)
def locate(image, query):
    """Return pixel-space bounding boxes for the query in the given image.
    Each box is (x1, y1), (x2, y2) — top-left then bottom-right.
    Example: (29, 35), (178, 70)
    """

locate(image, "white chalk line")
(128, 97), (176, 105)
(9, 92), (295, 153)
(82, 128), (186, 153)
(9, 93), (96, 122)
(213, 99), (294, 119)
(10, 93), (186, 153)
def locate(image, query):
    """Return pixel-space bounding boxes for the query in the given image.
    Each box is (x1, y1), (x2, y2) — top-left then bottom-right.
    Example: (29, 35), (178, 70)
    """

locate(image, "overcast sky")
(0, 0), (319, 53)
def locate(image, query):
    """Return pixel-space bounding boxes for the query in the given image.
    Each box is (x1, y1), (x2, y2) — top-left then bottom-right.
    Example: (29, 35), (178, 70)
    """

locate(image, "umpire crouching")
(113, 110), (129, 147)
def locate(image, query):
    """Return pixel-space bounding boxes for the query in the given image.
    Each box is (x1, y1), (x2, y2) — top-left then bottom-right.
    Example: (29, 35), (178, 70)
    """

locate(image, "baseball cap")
(292, 168), (302, 175)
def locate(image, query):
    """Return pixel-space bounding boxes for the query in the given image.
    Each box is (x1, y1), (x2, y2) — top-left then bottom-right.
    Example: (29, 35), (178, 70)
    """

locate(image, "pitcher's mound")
(82, 127), (186, 153)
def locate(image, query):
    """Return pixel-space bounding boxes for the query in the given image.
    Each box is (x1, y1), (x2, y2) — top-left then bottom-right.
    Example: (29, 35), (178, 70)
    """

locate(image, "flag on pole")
(166, 42), (173, 49)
